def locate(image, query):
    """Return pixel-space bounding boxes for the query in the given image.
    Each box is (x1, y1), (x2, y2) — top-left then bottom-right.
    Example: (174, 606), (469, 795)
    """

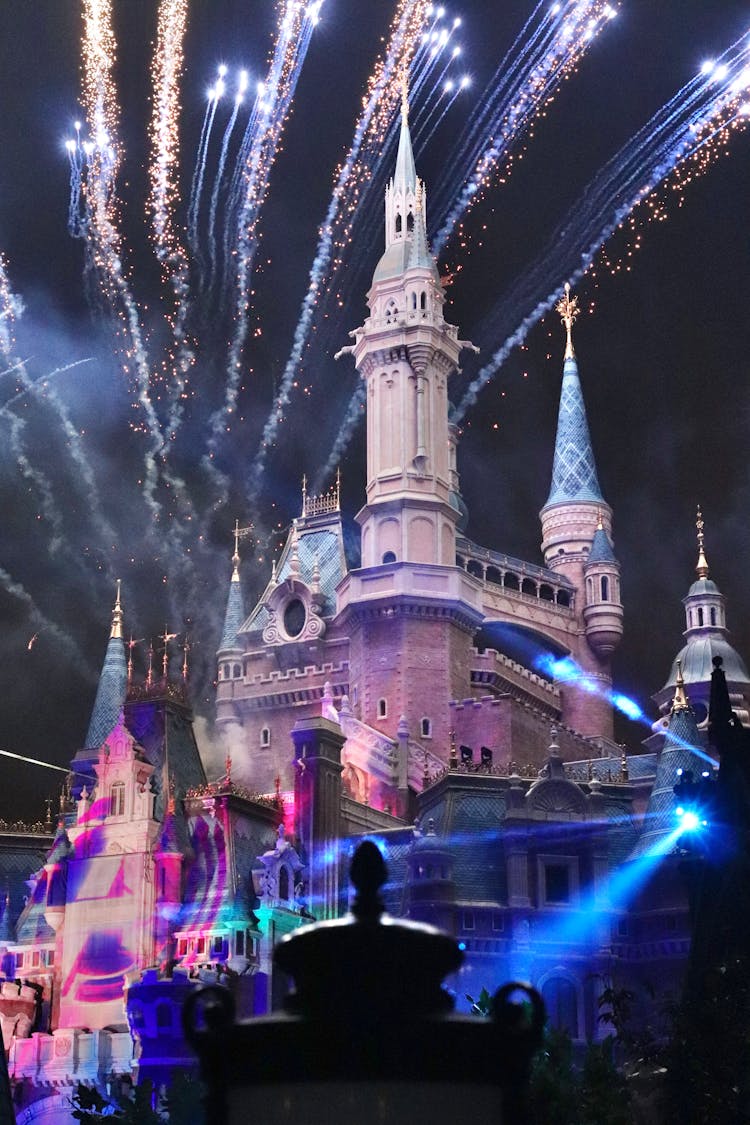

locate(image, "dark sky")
(0, 0), (748, 818)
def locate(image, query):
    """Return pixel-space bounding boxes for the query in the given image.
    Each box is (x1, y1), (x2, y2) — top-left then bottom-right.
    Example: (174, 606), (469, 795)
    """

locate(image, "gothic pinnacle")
(111, 579), (123, 640)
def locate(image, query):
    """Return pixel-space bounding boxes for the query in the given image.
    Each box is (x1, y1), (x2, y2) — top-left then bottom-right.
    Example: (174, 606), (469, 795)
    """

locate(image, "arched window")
(420, 291), (426, 310)
(557, 590), (570, 607)
(109, 782), (125, 818)
(522, 578), (536, 597)
(382, 551), (397, 564)
(504, 572), (519, 591)
(421, 718), (432, 739)
(601, 575), (609, 601)
(233, 663), (241, 678)
(467, 559), (483, 579)
(539, 584), (554, 602)
(710, 607), (717, 626)
(698, 607), (704, 627)
(486, 566), (502, 586)
(385, 299), (398, 325)
(279, 866), (290, 901)
(411, 292), (417, 310)
(406, 211), (414, 232)
(395, 212), (402, 234)
(377, 698), (387, 719)
(542, 977), (579, 1038)
(260, 727), (270, 748)
(586, 577), (593, 602)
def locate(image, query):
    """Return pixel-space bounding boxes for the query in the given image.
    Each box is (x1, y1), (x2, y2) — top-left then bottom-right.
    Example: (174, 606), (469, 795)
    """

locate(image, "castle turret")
(540, 286), (622, 737)
(654, 509), (750, 727)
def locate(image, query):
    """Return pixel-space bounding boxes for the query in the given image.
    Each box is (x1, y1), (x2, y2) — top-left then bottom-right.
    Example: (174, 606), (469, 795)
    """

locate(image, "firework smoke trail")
(314, 384), (366, 491)
(149, 0), (195, 435)
(79, 0), (164, 519)
(415, 79), (465, 151)
(246, 0), (432, 506)
(432, 0), (620, 255)
(0, 563), (92, 673)
(206, 74), (248, 297)
(453, 45), (750, 421)
(3, 406), (66, 555)
(0, 254), (22, 366)
(187, 91), (217, 248)
(188, 80), (223, 257)
(206, 1), (323, 468)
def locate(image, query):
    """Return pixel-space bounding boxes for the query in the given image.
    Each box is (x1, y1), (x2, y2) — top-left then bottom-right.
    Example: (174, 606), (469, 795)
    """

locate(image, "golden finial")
(400, 67), (409, 122)
(301, 474), (308, 518)
(126, 635), (142, 688)
(232, 520), (253, 577)
(695, 505), (710, 580)
(335, 466), (341, 511)
(111, 579), (123, 640)
(146, 641), (154, 689)
(160, 626), (178, 680)
(556, 282), (579, 360)
(182, 637), (190, 683)
(671, 659), (690, 713)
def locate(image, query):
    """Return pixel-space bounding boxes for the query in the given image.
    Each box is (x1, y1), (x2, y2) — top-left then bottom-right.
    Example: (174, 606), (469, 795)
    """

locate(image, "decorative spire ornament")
(400, 66), (409, 122)
(671, 659), (690, 713)
(160, 626), (178, 680)
(556, 282), (579, 360)
(695, 505), (710, 579)
(182, 637), (190, 683)
(111, 579), (123, 639)
(146, 642), (154, 689)
(232, 519), (253, 577)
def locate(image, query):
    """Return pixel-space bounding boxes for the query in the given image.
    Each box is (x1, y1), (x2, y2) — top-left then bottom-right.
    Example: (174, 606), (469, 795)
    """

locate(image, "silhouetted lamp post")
(184, 840), (544, 1125)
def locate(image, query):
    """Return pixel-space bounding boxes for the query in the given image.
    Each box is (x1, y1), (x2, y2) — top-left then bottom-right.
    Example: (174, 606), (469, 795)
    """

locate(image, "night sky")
(0, 0), (748, 819)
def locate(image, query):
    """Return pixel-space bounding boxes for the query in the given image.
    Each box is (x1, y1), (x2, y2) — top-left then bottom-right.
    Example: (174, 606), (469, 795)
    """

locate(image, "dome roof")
(687, 577), (720, 597)
(665, 636), (750, 690)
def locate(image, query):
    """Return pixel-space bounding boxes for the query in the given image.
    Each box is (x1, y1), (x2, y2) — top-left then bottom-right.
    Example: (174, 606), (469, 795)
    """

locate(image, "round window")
(284, 598), (306, 638)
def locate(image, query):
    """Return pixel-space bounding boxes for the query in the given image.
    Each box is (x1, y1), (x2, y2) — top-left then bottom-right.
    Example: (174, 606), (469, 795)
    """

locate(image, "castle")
(0, 91), (748, 1122)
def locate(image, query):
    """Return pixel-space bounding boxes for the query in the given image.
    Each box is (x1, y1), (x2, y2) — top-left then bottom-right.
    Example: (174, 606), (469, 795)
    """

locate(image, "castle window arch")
(601, 575), (609, 602)
(382, 551), (397, 564)
(385, 299), (398, 325)
(260, 726), (270, 749)
(556, 590), (570, 607)
(421, 717), (432, 739)
(420, 290), (426, 310)
(395, 212), (402, 234)
(406, 210), (414, 233)
(233, 663), (241, 678)
(377, 698), (388, 719)
(504, 572), (519, 591)
(411, 292), (417, 310)
(710, 606), (717, 626)
(698, 607), (704, 627)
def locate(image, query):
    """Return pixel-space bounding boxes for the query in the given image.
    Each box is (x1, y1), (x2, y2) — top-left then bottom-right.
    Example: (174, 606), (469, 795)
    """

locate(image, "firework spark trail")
(453, 49), (750, 421)
(3, 407), (66, 555)
(432, 1), (620, 255)
(0, 254), (23, 367)
(246, 0), (432, 506)
(415, 81), (464, 151)
(206, 76), (247, 297)
(79, 0), (165, 519)
(0, 563), (92, 674)
(187, 92), (217, 250)
(150, 0), (195, 436)
(188, 84), (222, 257)
(208, 1), (322, 462)
(314, 383), (366, 491)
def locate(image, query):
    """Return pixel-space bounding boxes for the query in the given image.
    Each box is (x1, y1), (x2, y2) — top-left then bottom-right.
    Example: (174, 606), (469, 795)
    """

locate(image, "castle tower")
(335, 81), (483, 758)
(654, 509), (750, 727)
(540, 286), (622, 737)
(343, 80), (472, 568)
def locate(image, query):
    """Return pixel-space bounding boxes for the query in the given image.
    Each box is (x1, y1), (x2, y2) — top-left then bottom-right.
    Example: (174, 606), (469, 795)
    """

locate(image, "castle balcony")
(456, 538), (576, 615)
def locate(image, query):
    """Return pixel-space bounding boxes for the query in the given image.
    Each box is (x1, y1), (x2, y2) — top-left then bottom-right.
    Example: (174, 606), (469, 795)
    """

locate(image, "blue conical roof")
(545, 356), (603, 507)
(586, 525), (617, 565)
(630, 704), (707, 858)
(84, 592), (127, 751)
(220, 565), (245, 650)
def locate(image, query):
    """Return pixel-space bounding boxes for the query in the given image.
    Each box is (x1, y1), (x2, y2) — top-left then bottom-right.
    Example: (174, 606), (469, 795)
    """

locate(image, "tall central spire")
(393, 68), (417, 197)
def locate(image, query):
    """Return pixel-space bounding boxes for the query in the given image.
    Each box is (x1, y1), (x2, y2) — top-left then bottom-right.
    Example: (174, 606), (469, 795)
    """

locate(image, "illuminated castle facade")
(217, 93), (626, 816)
(2, 94), (750, 1122)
